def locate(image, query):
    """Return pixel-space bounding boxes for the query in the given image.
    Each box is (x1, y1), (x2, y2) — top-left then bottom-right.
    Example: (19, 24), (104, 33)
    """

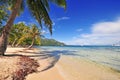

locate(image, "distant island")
(40, 38), (65, 46)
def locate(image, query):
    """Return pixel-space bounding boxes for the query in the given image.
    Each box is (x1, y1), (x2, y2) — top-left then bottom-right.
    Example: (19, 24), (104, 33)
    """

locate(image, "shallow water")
(36, 46), (120, 71)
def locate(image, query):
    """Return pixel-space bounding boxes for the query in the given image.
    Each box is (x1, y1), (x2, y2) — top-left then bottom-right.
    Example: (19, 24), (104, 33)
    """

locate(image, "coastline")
(5, 47), (120, 80)
(57, 55), (120, 80)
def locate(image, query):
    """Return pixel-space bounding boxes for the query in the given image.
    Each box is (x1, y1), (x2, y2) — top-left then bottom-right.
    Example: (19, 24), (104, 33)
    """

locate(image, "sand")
(0, 53), (39, 80)
(5, 47), (120, 80)
(57, 56), (120, 80)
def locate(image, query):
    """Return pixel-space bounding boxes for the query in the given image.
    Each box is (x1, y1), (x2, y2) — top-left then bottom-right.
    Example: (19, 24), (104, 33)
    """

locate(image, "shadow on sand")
(6, 49), (79, 72)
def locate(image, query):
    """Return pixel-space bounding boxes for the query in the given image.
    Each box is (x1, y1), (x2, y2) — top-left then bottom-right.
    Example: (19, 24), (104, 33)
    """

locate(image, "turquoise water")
(36, 46), (120, 71)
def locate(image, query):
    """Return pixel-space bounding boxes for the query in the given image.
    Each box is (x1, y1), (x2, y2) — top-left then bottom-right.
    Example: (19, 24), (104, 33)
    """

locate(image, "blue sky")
(15, 0), (120, 45)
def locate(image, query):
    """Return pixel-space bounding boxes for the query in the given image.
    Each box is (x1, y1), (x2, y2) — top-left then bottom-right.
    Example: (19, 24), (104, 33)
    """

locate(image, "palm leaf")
(41, 0), (50, 11)
(49, 0), (66, 9)
(27, 0), (52, 34)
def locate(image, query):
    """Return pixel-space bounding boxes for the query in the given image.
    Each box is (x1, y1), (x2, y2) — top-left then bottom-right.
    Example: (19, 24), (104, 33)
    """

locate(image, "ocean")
(36, 46), (120, 71)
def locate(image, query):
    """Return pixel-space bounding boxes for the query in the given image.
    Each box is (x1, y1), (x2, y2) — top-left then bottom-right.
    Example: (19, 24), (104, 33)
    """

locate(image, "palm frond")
(35, 36), (41, 45)
(49, 0), (67, 9)
(41, 0), (50, 11)
(27, 0), (52, 34)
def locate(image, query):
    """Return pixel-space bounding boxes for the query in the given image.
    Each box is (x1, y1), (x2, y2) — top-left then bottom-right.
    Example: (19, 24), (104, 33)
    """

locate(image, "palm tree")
(0, 2), (8, 27)
(27, 25), (41, 48)
(9, 22), (28, 47)
(16, 24), (41, 48)
(0, 0), (66, 55)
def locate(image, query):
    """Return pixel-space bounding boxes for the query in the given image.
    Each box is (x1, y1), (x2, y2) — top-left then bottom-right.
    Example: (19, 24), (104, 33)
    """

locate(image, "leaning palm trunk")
(0, 0), (22, 55)
(28, 38), (35, 49)
(12, 38), (17, 47)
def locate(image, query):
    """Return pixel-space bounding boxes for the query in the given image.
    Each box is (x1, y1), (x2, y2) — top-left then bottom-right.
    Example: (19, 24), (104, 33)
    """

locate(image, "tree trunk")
(0, 0), (22, 55)
(0, 33), (8, 56)
(28, 38), (35, 49)
(12, 38), (17, 47)
(15, 43), (19, 47)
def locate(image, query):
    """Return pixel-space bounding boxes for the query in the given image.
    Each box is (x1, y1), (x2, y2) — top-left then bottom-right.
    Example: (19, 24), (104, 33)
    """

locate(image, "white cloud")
(41, 28), (55, 35)
(92, 20), (120, 34)
(41, 30), (49, 35)
(57, 17), (70, 21)
(66, 18), (120, 45)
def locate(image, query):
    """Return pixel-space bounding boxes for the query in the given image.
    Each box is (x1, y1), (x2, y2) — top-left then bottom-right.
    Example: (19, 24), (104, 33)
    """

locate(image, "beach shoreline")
(4, 47), (120, 80)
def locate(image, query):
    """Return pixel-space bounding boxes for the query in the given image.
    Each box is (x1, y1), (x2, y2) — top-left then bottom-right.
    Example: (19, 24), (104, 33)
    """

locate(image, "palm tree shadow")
(37, 50), (80, 72)
(5, 49), (79, 72)
(5, 49), (61, 72)
(39, 51), (61, 72)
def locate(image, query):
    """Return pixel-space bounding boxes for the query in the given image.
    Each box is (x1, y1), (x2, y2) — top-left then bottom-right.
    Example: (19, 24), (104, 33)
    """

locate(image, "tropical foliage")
(0, 3), (8, 27)
(9, 22), (27, 46)
(8, 22), (65, 47)
(0, 0), (66, 55)
(9, 23), (41, 48)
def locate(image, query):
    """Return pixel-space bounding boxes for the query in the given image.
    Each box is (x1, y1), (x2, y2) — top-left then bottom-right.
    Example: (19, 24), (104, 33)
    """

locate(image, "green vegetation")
(0, 3), (8, 27)
(8, 22), (41, 48)
(8, 22), (65, 47)
(41, 38), (65, 46)
(0, 0), (66, 55)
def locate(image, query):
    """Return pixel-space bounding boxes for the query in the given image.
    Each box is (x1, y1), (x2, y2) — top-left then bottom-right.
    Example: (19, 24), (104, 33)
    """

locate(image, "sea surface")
(36, 46), (120, 71)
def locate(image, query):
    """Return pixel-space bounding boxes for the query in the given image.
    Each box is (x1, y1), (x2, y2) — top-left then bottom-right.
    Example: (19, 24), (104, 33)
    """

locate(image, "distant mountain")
(40, 38), (65, 46)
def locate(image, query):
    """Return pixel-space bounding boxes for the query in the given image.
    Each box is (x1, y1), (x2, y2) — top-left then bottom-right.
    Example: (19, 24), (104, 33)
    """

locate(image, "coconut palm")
(16, 24), (41, 48)
(0, 2), (8, 27)
(9, 22), (28, 46)
(27, 25), (41, 48)
(0, 0), (66, 55)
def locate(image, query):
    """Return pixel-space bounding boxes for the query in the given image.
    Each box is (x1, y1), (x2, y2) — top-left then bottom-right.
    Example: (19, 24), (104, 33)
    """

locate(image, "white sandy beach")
(5, 47), (120, 80)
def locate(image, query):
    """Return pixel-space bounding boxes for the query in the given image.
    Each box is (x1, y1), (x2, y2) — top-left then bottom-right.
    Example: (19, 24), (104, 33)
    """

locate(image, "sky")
(14, 0), (120, 45)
